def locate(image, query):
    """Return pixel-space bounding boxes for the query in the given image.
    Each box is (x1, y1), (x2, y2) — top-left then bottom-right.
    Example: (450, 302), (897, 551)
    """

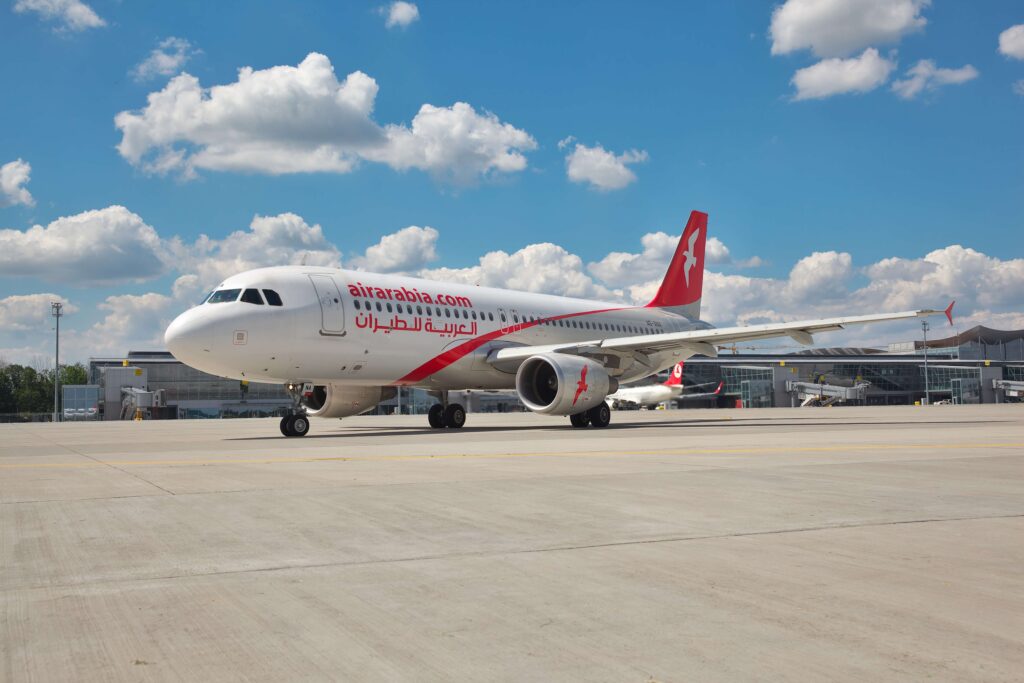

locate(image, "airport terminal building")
(70, 326), (1024, 420)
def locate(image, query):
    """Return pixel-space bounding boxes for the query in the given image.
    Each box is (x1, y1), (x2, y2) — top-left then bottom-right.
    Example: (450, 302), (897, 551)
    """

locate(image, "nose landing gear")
(280, 413), (310, 437)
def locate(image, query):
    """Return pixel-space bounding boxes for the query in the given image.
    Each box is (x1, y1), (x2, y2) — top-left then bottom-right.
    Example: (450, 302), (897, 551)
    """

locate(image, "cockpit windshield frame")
(207, 289), (242, 304)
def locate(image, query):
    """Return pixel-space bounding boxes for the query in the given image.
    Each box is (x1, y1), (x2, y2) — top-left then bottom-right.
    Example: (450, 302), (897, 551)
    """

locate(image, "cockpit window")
(241, 288), (264, 305)
(263, 290), (283, 306)
(207, 289), (241, 304)
(198, 291), (213, 305)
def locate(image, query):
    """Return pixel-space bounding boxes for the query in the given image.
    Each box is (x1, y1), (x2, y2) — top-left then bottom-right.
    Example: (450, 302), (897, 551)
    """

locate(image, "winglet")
(944, 300), (955, 326)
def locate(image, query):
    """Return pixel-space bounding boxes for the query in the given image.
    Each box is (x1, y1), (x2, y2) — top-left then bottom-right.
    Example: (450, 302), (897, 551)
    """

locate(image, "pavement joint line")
(6, 511), (1022, 594)
(1, 441), (1023, 469)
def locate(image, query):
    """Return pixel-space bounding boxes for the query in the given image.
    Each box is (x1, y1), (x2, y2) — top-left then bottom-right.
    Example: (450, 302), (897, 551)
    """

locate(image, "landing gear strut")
(281, 384), (311, 437)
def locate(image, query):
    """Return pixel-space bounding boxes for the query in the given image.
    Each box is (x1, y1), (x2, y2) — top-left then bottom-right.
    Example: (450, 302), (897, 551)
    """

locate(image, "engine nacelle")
(302, 384), (396, 418)
(515, 354), (617, 415)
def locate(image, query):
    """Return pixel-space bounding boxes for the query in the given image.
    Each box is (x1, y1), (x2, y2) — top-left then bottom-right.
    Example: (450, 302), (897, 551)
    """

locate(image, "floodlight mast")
(51, 301), (63, 422)
(922, 319), (930, 406)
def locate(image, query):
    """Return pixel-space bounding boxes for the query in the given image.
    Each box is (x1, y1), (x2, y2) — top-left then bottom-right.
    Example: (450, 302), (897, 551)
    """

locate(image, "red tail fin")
(647, 210), (707, 317)
(664, 362), (684, 387)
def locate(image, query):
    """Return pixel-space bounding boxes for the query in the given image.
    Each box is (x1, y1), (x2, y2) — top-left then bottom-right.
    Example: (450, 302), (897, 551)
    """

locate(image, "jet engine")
(302, 384), (397, 418)
(515, 354), (617, 415)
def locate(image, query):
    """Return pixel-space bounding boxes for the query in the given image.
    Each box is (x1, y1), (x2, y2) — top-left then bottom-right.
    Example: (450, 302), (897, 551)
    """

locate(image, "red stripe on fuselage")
(394, 306), (626, 385)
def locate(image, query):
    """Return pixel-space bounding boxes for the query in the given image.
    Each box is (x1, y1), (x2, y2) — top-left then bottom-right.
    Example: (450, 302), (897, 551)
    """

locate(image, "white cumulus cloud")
(0, 293), (77, 332)
(0, 206), (168, 284)
(421, 243), (617, 300)
(131, 37), (199, 82)
(13, 0), (104, 32)
(114, 52), (535, 184)
(1014, 80), (1024, 97)
(179, 213), (343, 290)
(350, 225), (438, 273)
(891, 60), (978, 99)
(792, 48), (896, 100)
(383, 1), (419, 29)
(368, 102), (537, 183)
(998, 24), (1024, 60)
(771, 0), (929, 58)
(564, 142), (648, 191)
(0, 159), (34, 207)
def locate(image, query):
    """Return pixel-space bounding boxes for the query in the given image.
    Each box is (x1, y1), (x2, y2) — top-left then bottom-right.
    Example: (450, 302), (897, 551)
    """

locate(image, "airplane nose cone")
(164, 310), (211, 365)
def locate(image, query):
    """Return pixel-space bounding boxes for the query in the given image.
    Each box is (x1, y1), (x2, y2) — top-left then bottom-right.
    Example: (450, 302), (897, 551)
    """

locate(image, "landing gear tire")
(587, 403), (611, 428)
(291, 414), (310, 437)
(569, 412), (590, 428)
(443, 403), (466, 429)
(428, 404), (445, 429)
(280, 414), (310, 437)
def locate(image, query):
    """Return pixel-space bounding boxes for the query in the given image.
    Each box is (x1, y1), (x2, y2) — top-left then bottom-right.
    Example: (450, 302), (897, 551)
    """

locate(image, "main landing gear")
(427, 391), (466, 429)
(280, 413), (310, 437)
(569, 403), (611, 429)
(428, 402), (466, 429)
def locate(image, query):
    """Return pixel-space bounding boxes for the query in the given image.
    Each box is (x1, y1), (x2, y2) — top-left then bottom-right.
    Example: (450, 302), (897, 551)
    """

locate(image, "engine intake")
(302, 384), (396, 418)
(515, 354), (616, 415)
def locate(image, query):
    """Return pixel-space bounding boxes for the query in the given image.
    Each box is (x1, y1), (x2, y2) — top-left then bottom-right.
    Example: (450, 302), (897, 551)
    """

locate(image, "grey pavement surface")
(2, 405), (1023, 682)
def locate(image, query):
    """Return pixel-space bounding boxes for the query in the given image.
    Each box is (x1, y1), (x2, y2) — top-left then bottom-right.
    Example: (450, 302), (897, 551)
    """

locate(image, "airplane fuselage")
(165, 266), (713, 390)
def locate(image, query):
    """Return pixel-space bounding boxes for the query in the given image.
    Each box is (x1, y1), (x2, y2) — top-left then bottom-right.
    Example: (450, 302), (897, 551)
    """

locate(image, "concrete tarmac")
(2, 405), (1023, 682)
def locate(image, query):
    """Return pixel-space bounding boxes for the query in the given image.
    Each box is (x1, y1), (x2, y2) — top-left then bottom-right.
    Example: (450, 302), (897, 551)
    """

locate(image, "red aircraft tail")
(646, 210), (707, 319)
(664, 362), (684, 387)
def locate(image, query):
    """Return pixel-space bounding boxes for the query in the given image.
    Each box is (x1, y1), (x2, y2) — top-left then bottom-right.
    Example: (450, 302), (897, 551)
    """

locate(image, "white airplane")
(164, 211), (953, 437)
(606, 362), (723, 409)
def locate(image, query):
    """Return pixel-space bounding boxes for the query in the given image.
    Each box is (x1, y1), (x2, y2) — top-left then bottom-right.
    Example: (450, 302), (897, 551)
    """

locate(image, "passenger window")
(471, 311), (477, 320)
(386, 303), (393, 312)
(353, 299), (361, 310)
(445, 309), (451, 318)
(208, 289), (242, 304)
(488, 312), (494, 321)
(376, 302), (383, 312)
(500, 313), (506, 322)
(241, 288), (264, 305)
(417, 305), (423, 315)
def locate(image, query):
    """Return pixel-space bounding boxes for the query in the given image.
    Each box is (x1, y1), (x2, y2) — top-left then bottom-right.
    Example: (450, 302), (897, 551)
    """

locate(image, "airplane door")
(309, 274), (345, 335)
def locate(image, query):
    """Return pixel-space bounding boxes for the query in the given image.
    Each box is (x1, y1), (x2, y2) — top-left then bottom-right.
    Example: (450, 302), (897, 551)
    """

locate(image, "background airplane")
(606, 362), (723, 409)
(164, 211), (952, 437)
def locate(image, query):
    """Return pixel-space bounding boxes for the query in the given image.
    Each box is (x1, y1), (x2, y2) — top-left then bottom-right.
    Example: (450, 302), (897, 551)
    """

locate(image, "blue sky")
(1, 1), (1023, 362)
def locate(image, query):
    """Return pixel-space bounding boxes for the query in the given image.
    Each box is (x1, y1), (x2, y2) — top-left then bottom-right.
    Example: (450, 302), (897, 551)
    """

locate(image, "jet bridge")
(992, 379), (1024, 402)
(787, 380), (870, 407)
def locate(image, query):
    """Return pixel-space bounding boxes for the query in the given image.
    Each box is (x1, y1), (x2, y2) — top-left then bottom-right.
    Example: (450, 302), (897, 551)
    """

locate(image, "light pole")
(51, 301), (63, 422)
(922, 319), (930, 406)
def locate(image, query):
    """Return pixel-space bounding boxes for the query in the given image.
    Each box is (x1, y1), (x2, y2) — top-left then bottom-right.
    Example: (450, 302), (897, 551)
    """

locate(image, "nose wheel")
(280, 414), (310, 437)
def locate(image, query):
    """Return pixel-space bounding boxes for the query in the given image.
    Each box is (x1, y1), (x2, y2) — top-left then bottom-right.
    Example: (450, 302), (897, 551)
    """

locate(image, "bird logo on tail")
(682, 227), (700, 286)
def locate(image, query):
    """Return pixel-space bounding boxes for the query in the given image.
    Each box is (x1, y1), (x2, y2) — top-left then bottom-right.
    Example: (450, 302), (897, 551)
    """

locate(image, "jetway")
(787, 380), (870, 407)
(992, 379), (1024, 402)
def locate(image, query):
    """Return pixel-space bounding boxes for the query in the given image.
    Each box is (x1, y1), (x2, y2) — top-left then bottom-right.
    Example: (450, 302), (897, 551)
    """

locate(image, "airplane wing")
(488, 307), (949, 371)
(678, 381), (724, 400)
